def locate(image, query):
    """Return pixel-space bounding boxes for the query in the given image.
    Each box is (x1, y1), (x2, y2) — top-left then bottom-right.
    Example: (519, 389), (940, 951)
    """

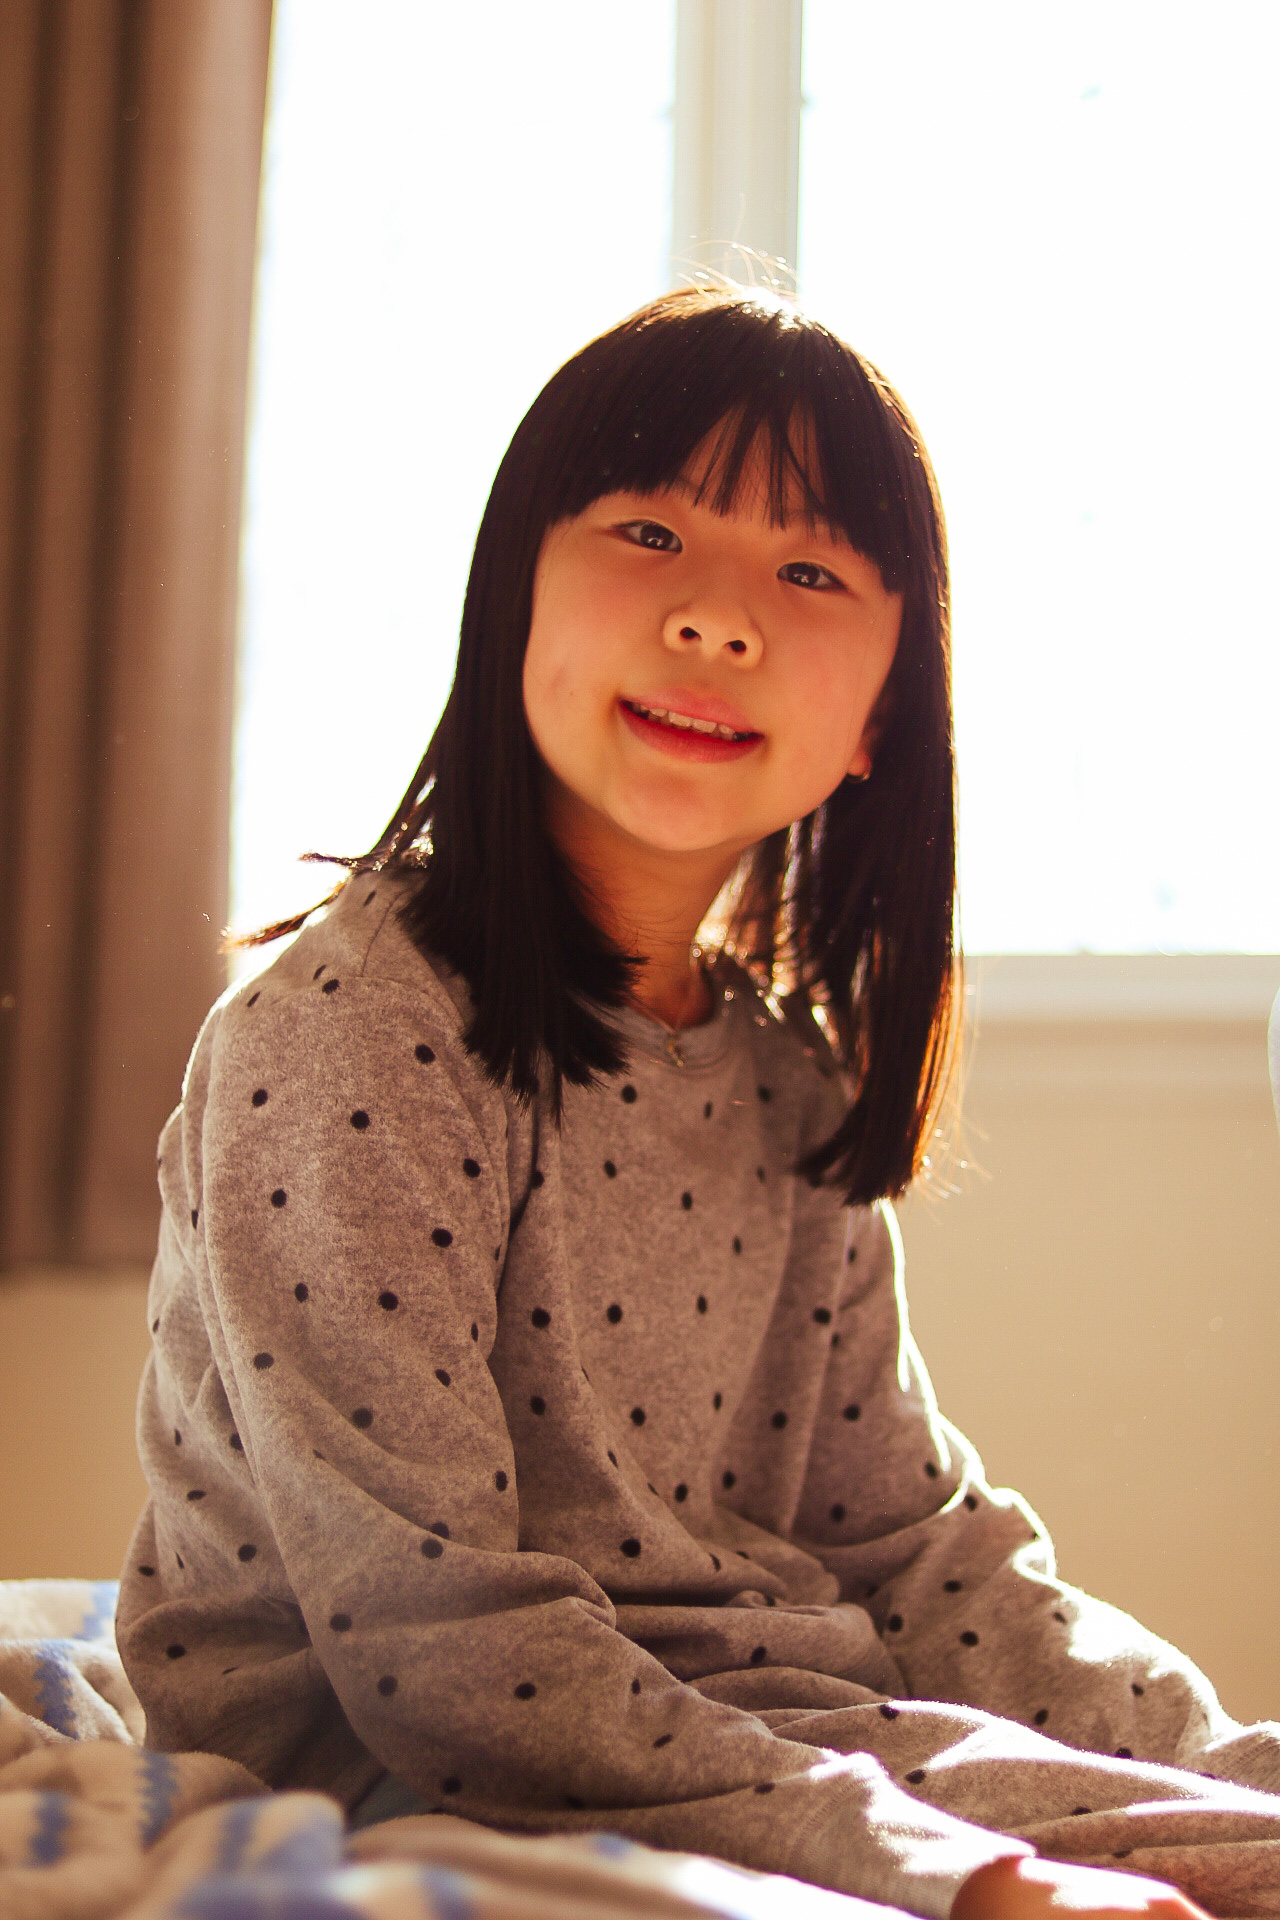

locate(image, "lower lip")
(618, 700), (763, 763)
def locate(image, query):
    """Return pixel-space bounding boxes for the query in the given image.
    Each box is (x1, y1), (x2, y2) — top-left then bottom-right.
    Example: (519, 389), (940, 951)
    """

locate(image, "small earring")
(847, 766), (871, 785)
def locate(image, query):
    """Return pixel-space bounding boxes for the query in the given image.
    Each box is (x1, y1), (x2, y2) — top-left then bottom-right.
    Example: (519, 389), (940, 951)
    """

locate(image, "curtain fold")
(0, 0), (273, 1265)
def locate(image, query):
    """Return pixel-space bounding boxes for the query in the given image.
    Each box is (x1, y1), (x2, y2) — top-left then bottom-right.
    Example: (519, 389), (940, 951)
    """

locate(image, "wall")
(2, 1013), (1277, 1722)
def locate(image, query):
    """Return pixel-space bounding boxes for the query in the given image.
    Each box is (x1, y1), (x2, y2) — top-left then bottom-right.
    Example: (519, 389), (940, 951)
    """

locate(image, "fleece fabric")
(115, 872), (1280, 1917)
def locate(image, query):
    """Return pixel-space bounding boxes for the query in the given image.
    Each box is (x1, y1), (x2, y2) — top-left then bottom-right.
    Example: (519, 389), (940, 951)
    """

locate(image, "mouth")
(618, 698), (763, 762)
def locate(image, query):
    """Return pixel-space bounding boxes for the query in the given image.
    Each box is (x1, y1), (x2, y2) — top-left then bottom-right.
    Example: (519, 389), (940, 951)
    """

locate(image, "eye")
(619, 519), (682, 553)
(779, 560), (842, 591)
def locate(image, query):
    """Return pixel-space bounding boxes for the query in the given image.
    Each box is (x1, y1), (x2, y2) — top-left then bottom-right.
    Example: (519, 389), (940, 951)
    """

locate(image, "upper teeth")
(631, 702), (750, 740)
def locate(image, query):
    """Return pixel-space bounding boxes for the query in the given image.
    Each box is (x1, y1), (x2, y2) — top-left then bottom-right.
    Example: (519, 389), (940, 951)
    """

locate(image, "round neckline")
(608, 955), (738, 1070)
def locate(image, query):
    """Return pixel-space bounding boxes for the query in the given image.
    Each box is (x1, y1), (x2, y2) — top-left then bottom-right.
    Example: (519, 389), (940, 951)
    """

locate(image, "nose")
(661, 593), (763, 666)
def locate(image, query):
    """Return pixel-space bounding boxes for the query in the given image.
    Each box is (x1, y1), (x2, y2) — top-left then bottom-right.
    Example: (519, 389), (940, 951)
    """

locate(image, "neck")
(544, 782), (742, 1030)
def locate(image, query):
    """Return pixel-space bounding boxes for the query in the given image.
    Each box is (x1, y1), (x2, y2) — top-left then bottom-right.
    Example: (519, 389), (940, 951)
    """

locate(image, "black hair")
(234, 286), (960, 1205)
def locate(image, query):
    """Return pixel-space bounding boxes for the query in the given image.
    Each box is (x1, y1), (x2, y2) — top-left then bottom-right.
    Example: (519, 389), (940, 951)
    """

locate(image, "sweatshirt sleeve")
(171, 972), (1032, 1917)
(789, 1196), (1280, 1793)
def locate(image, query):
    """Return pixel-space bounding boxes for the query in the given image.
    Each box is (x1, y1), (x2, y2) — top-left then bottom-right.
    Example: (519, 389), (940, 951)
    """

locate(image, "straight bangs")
(232, 287), (959, 1207)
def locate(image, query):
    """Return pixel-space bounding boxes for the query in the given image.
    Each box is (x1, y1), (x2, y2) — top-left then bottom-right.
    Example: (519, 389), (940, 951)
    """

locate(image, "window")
(800, 1), (1280, 955)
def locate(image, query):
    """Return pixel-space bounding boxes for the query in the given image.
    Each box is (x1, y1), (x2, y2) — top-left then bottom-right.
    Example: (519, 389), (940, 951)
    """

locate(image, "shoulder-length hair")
(238, 286), (960, 1206)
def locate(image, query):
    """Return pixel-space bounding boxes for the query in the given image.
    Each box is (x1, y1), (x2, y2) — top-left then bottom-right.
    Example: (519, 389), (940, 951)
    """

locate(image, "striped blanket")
(0, 1578), (887, 1918)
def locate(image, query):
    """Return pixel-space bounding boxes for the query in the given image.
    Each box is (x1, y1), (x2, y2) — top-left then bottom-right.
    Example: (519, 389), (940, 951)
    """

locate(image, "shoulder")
(184, 871), (505, 1142)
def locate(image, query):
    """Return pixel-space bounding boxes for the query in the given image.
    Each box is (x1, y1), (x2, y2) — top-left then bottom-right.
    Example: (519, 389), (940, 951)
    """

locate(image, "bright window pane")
(232, 0), (675, 951)
(800, 2), (1280, 953)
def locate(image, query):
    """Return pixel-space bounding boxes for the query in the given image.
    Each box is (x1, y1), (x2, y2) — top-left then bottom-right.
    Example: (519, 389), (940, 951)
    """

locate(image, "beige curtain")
(0, 0), (272, 1265)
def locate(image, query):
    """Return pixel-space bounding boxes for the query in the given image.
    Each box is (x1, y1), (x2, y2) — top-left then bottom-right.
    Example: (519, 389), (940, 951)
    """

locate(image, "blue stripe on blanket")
(214, 1797), (264, 1875)
(29, 1791), (71, 1865)
(175, 1875), (369, 1920)
(416, 1866), (479, 1920)
(77, 1580), (119, 1642)
(139, 1748), (180, 1847)
(32, 1643), (76, 1736)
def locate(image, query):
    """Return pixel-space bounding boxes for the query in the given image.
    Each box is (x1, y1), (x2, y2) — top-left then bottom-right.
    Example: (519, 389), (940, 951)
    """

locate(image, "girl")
(117, 288), (1280, 1919)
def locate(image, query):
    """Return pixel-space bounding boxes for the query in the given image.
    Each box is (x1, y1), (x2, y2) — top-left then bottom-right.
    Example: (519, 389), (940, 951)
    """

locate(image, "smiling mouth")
(622, 700), (760, 742)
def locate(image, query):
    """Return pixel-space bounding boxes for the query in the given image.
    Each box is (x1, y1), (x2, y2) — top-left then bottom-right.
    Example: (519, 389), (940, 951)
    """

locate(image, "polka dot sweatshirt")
(116, 875), (1280, 1917)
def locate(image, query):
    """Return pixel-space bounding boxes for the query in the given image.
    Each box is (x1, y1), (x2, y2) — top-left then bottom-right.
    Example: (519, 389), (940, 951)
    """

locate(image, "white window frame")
(671, 0), (1280, 1037)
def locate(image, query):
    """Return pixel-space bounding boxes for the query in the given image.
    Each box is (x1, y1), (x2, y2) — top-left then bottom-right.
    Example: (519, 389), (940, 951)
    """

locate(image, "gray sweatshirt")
(116, 874), (1280, 1916)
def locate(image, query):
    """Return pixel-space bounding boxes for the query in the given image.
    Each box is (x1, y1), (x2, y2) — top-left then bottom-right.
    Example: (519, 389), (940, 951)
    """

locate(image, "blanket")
(0, 1578), (894, 1919)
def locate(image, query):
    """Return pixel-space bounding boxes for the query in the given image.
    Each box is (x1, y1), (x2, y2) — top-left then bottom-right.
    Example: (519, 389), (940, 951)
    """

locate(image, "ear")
(847, 680), (893, 780)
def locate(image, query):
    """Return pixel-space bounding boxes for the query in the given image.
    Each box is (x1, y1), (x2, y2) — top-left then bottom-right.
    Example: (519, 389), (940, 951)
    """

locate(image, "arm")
(135, 972), (1033, 1918)
(790, 1198), (1280, 1790)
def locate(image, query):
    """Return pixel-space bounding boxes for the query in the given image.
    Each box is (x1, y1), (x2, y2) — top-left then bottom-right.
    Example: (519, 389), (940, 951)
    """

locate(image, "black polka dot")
(842, 1403), (860, 1422)
(152, 1318), (160, 1332)
(322, 979), (339, 995)
(721, 1470), (735, 1489)
(191, 1208), (199, 1229)
(713, 1391), (722, 1410)
(710, 1554), (721, 1570)
(514, 1681), (536, 1700)
(138, 1565), (155, 1577)
(846, 1245), (857, 1263)
(364, 890), (377, 906)
(432, 1228), (453, 1248)
(1034, 1708), (1049, 1725)
(604, 1160), (617, 1178)
(377, 1675), (396, 1696)
(906, 1768), (926, 1784)
(530, 1395), (546, 1416)
(879, 1703), (899, 1719)
(831, 1333), (841, 1348)
(166, 1643), (186, 1659)
(294, 1283), (309, 1301)
(674, 1483), (688, 1502)
(462, 1158), (480, 1179)
(471, 1322), (479, 1340)
(253, 1352), (274, 1370)
(813, 1306), (832, 1324)
(653, 1733), (673, 1748)
(351, 1109), (370, 1130)
(630, 1679), (641, 1694)
(771, 1410), (787, 1429)
(964, 1494), (978, 1511)
(1070, 1806), (1090, 1817)
(271, 1189), (287, 1209)
(442, 1776), (461, 1794)
(732, 1236), (742, 1254)
(247, 991), (260, 1007)
(378, 1290), (399, 1310)
(754, 1782), (774, 1794)
(756, 1165), (765, 1182)
(415, 1043), (435, 1064)
(330, 1612), (352, 1632)
(235, 1543), (256, 1563)
(1115, 1746), (1132, 1759)
(925, 1461), (939, 1478)
(606, 1303), (623, 1324)
(174, 1428), (182, 1446)
(620, 1538), (641, 1557)
(887, 1614), (903, 1632)
(186, 1488), (205, 1502)
(621, 1084), (637, 1103)
(1053, 1610), (1067, 1624)
(830, 1502), (846, 1522)
(680, 1191), (693, 1210)
(352, 1407), (373, 1428)
(531, 1308), (551, 1328)
(943, 1579), (962, 1594)
(630, 1406), (645, 1426)
(435, 1368), (451, 1386)
(704, 1101), (713, 1118)
(1132, 1683), (1144, 1696)
(696, 1294), (707, 1314)
(175, 1555), (183, 1568)
(960, 1630), (979, 1646)
(252, 1088), (268, 1108)
(749, 1645), (767, 1665)
(530, 1168), (544, 1188)
(495, 1470), (508, 1490)
(313, 965), (325, 980)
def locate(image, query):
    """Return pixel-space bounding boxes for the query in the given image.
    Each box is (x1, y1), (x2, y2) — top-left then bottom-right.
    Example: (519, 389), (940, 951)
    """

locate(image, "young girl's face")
(522, 429), (903, 872)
